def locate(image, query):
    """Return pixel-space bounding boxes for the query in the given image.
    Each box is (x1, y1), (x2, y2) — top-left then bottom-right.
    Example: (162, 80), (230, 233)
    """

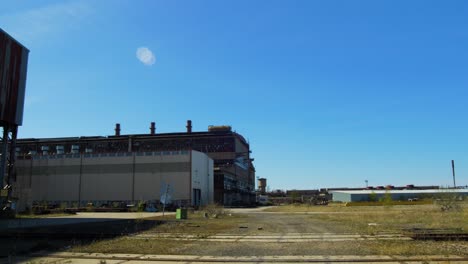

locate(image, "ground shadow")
(0, 217), (162, 259)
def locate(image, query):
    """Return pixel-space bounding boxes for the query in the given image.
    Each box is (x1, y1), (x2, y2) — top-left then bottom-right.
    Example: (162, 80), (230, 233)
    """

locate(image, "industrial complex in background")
(13, 121), (256, 211)
(260, 182), (468, 205)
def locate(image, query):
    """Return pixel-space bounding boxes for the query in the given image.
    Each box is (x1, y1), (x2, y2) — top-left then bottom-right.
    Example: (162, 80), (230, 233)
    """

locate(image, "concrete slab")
(16, 252), (468, 263)
(59, 212), (171, 219)
(0, 212), (174, 230)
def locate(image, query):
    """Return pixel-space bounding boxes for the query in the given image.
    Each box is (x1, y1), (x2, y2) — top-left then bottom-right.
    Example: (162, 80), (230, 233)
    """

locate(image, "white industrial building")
(330, 189), (468, 202)
(13, 150), (213, 211)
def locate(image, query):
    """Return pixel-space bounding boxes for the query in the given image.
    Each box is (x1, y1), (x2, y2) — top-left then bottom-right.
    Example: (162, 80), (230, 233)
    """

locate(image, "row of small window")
(32, 199), (192, 208)
(30, 151), (190, 160)
(135, 151), (189, 156)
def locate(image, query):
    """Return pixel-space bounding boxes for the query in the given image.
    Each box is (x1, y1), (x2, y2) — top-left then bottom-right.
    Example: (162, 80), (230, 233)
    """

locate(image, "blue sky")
(1, 0), (467, 190)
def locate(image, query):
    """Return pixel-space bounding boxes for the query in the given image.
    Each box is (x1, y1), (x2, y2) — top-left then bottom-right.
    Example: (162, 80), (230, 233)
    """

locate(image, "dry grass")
(311, 205), (468, 234)
(69, 237), (187, 255)
(68, 203), (468, 256)
(264, 202), (465, 213)
(69, 212), (247, 254)
(144, 211), (247, 235)
(177, 240), (468, 256)
(264, 203), (349, 212)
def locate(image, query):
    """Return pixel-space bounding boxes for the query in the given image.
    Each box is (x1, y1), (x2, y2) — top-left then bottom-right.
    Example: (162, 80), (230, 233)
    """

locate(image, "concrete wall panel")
(80, 172), (132, 201)
(191, 151), (214, 205)
(14, 151), (213, 210)
(134, 172), (190, 201)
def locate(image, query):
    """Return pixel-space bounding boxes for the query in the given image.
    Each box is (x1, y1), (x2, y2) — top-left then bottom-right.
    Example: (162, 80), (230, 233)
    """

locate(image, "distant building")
(286, 189), (319, 196)
(330, 189), (468, 202)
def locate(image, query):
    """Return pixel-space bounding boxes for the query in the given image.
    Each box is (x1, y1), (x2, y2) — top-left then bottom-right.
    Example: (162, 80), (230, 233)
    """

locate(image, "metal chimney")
(115, 123), (121, 136)
(186, 120), (192, 133)
(150, 122), (156, 135)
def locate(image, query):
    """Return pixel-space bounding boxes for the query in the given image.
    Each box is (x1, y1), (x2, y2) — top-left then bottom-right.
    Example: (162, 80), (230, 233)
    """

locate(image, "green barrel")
(176, 208), (187, 219)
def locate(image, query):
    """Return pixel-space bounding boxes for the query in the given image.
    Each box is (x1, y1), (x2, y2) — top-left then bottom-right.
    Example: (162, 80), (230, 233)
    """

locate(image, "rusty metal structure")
(16, 121), (256, 206)
(0, 29), (29, 214)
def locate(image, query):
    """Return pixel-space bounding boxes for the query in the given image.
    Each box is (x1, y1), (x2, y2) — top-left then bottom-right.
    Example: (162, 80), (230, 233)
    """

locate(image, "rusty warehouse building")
(13, 121), (255, 211)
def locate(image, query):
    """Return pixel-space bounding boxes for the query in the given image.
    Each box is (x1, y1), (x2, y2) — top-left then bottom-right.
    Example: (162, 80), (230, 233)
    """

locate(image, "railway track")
(130, 232), (413, 242)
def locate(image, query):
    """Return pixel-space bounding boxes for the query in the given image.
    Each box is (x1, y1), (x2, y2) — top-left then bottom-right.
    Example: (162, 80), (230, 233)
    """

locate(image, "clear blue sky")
(1, 0), (467, 190)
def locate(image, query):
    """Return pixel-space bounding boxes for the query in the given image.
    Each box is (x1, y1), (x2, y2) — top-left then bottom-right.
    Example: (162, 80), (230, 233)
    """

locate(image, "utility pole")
(451, 160), (456, 188)
(365, 180), (368, 188)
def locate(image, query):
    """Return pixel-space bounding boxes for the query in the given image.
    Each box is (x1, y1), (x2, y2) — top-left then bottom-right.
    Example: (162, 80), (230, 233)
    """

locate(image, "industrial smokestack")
(186, 120), (192, 133)
(150, 122), (156, 135)
(115, 123), (121, 136)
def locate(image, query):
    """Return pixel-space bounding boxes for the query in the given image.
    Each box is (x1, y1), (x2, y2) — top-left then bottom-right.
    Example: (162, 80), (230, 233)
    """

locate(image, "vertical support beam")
(189, 150), (192, 206)
(8, 126), (17, 183)
(131, 152), (136, 202)
(128, 137), (132, 153)
(0, 125), (9, 187)
(0, 124), (18, 210)
(78, 153), (83, 206)
(5, 126), (17, 205)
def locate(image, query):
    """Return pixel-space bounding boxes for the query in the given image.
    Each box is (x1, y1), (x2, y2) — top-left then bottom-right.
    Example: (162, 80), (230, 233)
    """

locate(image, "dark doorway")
(193, 188), (201, 206)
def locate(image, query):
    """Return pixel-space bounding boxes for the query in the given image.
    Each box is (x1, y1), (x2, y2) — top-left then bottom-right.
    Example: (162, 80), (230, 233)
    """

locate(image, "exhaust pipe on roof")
(186, 120), (192, 133)
(150, 122), (156, 135)
(115, 123), (121, 136)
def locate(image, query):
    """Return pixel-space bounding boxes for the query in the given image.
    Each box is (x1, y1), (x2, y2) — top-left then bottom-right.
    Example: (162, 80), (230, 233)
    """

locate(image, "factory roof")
(18, 130), (249, 146)
(330, 189), (468, 194)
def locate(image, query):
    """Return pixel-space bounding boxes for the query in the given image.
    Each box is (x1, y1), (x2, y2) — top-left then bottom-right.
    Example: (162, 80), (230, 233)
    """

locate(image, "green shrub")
(368, 192), (377, 202)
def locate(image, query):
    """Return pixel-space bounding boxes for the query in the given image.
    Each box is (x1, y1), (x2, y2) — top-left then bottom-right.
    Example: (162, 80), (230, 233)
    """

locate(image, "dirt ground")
(2, 204), (468, 259)
(68, 205), (468, 256)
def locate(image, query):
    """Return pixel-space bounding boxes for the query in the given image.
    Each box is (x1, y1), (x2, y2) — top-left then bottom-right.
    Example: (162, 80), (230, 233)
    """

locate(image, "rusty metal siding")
(0, 29), (29, 125)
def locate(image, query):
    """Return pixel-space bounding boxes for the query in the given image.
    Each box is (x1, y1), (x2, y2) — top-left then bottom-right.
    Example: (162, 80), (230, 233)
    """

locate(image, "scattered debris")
(368, 223), (379, 226)
(239, 226), (248, 229)
(257, 227), (263, 230)
(202, 204), (230, 219)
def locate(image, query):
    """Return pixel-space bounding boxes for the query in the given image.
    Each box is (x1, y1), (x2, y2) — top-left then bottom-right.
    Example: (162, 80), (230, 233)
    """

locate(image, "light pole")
(451, 160), (456, 188)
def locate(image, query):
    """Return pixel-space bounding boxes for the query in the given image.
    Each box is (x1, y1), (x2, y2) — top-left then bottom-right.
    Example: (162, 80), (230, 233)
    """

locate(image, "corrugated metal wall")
(14, 151), (213, 210)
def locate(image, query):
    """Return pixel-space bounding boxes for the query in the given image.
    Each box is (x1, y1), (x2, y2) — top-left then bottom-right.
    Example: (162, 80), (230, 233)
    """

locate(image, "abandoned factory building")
(13, 121), (255, 211)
